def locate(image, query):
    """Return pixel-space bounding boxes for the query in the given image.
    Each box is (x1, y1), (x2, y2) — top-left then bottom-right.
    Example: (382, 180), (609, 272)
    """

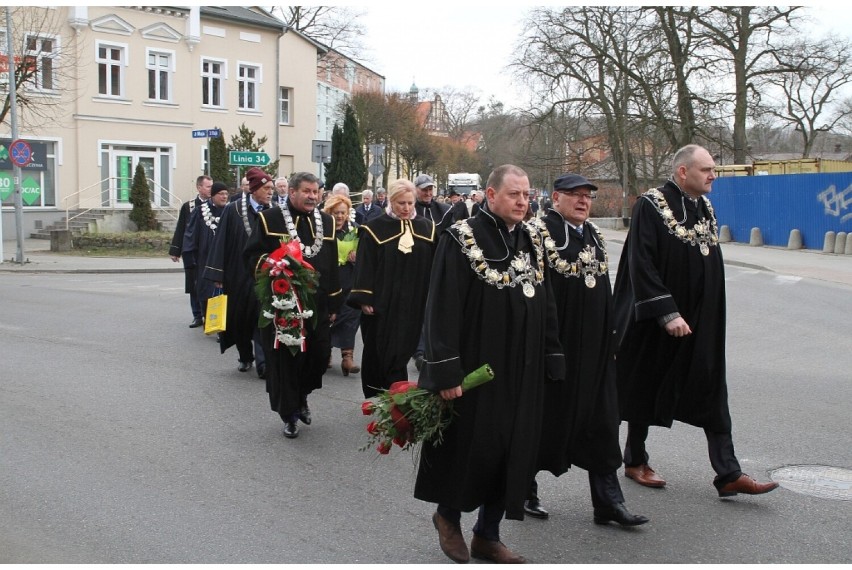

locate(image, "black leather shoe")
(189, 317), (204, 328)
(593, 503), (649, 526)
(283, 421), (299, 439)
(256, 363), (266, 379)
(298, 402), (312, 425)
(524, 498), (549, 519)
(238, 361), (253, 372)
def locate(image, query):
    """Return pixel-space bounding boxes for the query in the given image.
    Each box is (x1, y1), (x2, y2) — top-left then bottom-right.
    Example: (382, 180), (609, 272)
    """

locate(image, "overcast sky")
(357, 4), (852, 111)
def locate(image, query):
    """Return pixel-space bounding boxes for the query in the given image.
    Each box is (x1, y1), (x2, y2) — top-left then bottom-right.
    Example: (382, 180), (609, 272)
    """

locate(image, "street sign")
(192, 129), (207, 138)
(368, 162), (383, 177)
(9, 139), (33, 168)
(311, 140), (331, 164)
(229, 151), (270, 166)
(207, 129), (221, 138)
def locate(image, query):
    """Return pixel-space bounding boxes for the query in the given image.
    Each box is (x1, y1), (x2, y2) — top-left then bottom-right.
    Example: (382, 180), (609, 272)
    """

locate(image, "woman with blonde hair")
(323, 193), (362, 375)
(348, 179), (437, 398)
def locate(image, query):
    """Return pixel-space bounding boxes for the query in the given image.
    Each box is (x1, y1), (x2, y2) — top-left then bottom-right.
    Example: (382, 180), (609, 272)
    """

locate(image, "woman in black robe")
(348, 179), (436, 398)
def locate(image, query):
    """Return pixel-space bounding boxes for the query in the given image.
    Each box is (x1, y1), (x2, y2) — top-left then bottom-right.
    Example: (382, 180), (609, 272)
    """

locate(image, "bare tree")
(268, 6), (366, 58)
(756, 36), (852, 157)
(686, 6), (803, 163)
(1, 6), (80, 130)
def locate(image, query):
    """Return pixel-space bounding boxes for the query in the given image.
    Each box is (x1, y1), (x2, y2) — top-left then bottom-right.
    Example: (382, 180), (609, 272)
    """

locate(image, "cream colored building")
(1, 6), (335, 239)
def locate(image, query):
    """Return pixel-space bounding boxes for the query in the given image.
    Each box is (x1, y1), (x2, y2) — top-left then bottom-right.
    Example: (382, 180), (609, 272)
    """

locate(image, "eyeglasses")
(556, 190), (596, 201)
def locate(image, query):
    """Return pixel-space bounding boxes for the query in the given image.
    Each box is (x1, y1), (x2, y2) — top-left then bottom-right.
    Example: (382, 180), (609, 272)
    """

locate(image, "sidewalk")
(3, 232), (852, 287)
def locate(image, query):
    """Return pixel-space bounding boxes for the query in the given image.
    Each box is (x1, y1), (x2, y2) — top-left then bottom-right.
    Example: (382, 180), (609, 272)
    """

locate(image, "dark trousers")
(186, 266), (202, 318)
(437, 503), (504, 542)
(623, 422), (742, 488)
(529, 472), (625, 509)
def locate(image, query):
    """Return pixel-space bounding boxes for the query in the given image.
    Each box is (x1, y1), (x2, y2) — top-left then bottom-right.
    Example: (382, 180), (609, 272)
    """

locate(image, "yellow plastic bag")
(204, 293), (228, 335)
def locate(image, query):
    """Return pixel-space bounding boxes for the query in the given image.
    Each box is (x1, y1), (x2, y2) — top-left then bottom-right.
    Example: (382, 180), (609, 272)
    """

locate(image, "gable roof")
(200, 6), (286, 31)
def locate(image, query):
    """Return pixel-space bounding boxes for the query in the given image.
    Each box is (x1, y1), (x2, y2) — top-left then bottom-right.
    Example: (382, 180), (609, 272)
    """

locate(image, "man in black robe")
(446, 189), (470, 223)
(414, 165), (564, 564)
(613, 144), (779, 498)
(203, 168), (270, 377)
(527, 173), (647, 527)
(182, 181), (230, 317)
(169, 175), (212, 328)
(244, 171), (342, 440)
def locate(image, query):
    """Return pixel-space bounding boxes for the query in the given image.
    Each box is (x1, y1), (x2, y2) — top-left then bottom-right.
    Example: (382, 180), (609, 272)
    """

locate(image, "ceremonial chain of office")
(281, 200), (325, 258)
(643, 188), (719, 256)
(456, 219), (545, 298)
(531, 218), (609, 289)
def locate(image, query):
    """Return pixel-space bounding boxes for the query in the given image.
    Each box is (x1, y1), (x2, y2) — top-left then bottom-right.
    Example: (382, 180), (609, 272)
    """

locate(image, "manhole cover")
(768, 465), (852, 501)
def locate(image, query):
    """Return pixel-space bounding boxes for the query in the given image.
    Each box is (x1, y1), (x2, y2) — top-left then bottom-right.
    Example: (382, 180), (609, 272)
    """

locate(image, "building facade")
(1, 6), (373, 240)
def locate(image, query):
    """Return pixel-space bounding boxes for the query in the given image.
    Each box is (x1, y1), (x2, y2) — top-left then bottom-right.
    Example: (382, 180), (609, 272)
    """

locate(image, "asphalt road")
(1, 248), (850, 563)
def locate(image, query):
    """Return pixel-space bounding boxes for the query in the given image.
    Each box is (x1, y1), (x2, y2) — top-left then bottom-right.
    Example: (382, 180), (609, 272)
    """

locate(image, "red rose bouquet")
(361, 364), (494, 455)
(254, 237), (320, 355)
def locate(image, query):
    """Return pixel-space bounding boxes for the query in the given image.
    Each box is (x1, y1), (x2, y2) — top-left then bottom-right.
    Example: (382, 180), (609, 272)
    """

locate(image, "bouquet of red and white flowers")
(254, 237), (320, 355)
(361, 364), (494, 455)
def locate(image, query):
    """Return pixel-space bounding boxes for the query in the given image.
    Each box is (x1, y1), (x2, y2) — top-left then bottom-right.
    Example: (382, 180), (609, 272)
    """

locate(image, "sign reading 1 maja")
(229, 151), (271, 167)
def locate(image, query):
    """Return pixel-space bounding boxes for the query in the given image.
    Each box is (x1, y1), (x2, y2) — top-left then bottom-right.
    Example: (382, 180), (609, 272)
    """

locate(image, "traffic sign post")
(228, 151), (270, 167)
(10, 139), (33, 168)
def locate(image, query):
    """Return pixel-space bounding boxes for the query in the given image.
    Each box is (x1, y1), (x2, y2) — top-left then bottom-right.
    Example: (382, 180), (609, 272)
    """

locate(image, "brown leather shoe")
(625, 464), (667, 488)
(432, 512), (469, 563)
(717, 474), (780, 497)
(470, 535), (526, 564)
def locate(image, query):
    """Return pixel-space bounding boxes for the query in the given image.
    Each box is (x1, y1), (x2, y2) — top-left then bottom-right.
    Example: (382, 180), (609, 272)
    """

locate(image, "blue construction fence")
(711, 172), (852, 249)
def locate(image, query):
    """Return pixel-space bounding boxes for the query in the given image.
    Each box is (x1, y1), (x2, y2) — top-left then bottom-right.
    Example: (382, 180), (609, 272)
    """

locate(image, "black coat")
(182, 200), (225, 309)
(613, 181), (731, 432)
(415, 199), (453, 233)
(244, 204), (342, 419)
(413, 205), (565, 520)
(347, 214), (435, 397)
(169, 195), (203, 293)
(533, 211), (622, 475)
(354, 203), (383, 225)
(202, 197), (263, 355)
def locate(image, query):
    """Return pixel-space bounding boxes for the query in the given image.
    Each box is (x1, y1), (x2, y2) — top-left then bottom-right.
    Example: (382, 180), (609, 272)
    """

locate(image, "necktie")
(256, 204), (264, 212)
(576, 225), (583, 237)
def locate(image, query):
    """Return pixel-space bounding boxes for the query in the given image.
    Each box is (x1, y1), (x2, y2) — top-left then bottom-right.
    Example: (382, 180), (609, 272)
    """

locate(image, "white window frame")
(279, 86), (291, 125)
(237, 61), (261, 112)
(145, 48), (174, 103)
(24, 32), (60, 93)
(200, 56), (226, 108)
(95, 40), (128, 99)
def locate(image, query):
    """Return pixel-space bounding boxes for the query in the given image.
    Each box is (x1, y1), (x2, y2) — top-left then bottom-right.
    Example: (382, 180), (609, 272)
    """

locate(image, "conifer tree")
(129, 163), (158, 231)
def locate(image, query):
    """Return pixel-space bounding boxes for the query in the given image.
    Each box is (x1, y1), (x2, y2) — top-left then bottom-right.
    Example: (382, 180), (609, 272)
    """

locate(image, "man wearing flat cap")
(526, 173), (648, 527)
(244, 171), (343, 440)
(204, 166), (271, 378)
(413, 174), (453, 233)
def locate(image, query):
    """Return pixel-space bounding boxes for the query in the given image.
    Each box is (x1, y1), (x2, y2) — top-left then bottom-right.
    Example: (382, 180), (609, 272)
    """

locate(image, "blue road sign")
(192, 130), (207, 138)
(207, 129), (221, 138)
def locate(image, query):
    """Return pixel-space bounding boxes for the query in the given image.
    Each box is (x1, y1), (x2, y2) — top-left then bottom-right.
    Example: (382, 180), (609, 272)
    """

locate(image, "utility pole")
(6, 7), (25, 263)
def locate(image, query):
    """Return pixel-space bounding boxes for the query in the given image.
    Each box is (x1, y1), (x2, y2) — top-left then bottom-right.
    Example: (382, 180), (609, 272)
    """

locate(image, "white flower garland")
(456, 219), (544, 298)
(281, 201), (325, 258)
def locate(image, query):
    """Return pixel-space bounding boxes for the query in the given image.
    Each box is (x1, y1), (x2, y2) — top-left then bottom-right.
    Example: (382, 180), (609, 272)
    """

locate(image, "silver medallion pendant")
(522, 282), (535, 298)
(700, 243), (710, 256)
(584, 274), (597, 288)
